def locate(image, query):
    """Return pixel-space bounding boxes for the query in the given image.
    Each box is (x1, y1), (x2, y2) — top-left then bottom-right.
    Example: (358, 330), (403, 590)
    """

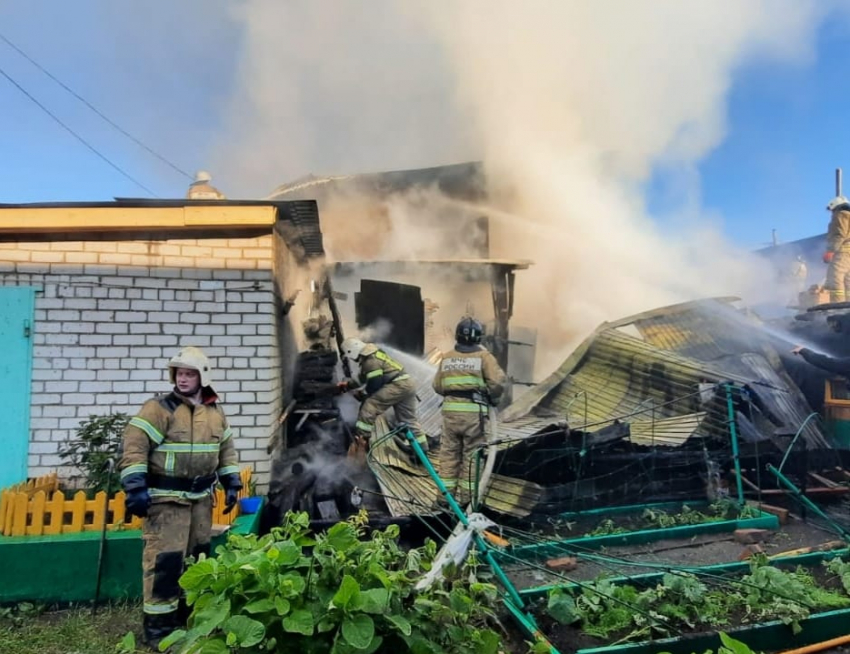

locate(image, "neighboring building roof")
(267, 161), (488, 202)
(0, 199), (324, 257)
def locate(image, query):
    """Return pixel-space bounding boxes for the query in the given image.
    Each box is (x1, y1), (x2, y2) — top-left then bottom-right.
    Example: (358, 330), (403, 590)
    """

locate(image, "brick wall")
(0, 236), (281, 489)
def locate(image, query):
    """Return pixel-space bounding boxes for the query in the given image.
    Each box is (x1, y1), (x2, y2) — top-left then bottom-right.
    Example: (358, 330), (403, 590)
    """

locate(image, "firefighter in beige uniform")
(432, 318), (506, 506)
(119, 346), (242, 648)
(340, 338), (428, 451)
(824, 196), (850, 302)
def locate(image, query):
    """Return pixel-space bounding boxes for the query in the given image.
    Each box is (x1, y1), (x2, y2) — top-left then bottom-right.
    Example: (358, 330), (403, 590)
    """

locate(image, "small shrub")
(58, 413), (129, 493)
(162, 510), (504, 654)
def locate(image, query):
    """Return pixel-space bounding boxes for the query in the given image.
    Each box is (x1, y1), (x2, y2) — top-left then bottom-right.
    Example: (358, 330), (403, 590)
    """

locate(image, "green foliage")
(58, 413), (129, 493)
(588, 501), (760, 536)
(545, 556), (850, 643)
(657, 632), (761, 654)
(162, 510), (503, 654)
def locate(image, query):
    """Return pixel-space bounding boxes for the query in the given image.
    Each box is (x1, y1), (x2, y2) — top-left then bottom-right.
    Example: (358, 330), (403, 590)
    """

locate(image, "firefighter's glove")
(223, 488), (240, 515)
(220, 473), (243, 515)
(824, 251), (835, 264)
(125, 488), (151, 518)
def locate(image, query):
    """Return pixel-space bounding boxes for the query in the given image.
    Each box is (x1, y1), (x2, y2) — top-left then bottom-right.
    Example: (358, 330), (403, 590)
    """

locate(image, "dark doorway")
(355, 280), (424, 354)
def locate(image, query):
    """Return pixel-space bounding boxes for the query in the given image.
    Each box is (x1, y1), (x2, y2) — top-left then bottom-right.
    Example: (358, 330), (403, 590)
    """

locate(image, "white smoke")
(213, 1), (827, 371)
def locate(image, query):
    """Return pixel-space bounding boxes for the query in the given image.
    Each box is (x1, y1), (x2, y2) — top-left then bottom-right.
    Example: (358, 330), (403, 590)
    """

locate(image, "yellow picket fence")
(0, 468), (254, 537)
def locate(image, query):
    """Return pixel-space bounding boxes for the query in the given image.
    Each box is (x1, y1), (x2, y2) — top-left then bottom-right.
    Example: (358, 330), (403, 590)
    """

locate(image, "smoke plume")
(215, 1), (826, 372)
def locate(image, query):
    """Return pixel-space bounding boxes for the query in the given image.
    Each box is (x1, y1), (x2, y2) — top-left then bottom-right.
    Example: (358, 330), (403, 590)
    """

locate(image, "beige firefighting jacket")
(433, 346), (506, 413)
(827, 210), (850, 253)
(358, 349), (410, 394)
(119, 390), (239, 500)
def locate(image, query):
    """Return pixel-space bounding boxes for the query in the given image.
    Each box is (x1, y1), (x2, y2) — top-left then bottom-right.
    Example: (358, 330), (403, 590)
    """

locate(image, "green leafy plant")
(546, 556), (850, 643)
(59, 413), (129, 494)
(161, 510), (504, 654)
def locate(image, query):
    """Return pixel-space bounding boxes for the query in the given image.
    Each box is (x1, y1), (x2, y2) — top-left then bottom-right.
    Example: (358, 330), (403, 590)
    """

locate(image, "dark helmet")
(455, 317), (484, 345)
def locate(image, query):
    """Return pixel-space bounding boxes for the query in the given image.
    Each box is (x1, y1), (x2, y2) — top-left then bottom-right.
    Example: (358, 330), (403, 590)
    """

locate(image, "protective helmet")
(168, 346), (212, 387)
(455, 317), (484, 345)
(341, 337), (368, 361)
(827, 196), (850, 211)
(194, 170), (212, 184)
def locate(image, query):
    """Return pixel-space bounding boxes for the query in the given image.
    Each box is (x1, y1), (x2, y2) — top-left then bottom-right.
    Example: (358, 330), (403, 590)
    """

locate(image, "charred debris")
(263, 294), (850, 535)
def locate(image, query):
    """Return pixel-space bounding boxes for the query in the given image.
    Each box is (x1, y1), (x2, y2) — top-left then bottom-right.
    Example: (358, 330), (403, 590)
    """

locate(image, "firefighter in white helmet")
(186, 170), (226, 200)
(339, 337), (428, 452)
(824, 196), (850, 302)
(118, 346), (241, 648)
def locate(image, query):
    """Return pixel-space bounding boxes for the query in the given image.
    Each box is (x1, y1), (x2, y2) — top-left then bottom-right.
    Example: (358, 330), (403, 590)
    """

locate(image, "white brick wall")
(0, 235), (282, 489)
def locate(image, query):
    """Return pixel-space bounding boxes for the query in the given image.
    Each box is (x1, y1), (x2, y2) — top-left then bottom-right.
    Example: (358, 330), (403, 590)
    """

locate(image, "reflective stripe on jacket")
(119, 391), (238, 499)
(432, 346), (506, 411)
(359, 349), (408, 395)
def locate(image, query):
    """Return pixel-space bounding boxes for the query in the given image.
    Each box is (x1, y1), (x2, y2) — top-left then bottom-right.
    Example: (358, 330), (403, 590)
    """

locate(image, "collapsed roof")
(368, 297), (831, 517)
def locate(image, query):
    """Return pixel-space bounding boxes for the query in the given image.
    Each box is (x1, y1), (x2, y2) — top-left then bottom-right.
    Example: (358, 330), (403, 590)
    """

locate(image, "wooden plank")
(68, 491), (87, 534)
(29, 491), (47, 536)
(45, 491), (64, 536)
(11, 493), (28, 537)
(744, 487), (850, 497)
(746, 500), (789, 525)
(90, 491), (107, 534)
(809, 472), (840, 489)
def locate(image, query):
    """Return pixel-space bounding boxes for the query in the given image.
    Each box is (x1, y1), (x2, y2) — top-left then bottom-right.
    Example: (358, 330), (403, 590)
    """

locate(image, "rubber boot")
(143, 613), (178, 651)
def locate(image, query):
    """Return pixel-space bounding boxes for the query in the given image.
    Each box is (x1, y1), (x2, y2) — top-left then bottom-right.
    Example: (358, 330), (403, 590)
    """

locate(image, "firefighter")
(339, 337), (428, 452)
(824, 196), (850, 302)
(119, 346), (242, 648)
(186, 170), (226, 200)
(432, 317), (506, 507)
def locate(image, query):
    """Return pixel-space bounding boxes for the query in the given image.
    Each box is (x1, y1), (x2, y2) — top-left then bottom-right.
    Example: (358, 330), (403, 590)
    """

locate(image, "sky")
(0, 2), (847, 253)
(5, 1), (850, 362)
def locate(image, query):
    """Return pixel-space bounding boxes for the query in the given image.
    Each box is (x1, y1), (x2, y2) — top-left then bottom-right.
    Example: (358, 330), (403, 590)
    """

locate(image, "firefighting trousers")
(826, 252), (850, 302)
(438, 409), (488, 505)
(355, 377), (426, 445)
(142, 497), (212, 618)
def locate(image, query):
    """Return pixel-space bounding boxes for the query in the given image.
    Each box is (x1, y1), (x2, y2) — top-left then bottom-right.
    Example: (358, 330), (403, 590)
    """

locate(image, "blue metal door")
(0, 287), (35, 488)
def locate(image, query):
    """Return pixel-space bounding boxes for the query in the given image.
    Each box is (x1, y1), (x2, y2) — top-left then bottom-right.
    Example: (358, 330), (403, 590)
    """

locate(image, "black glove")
(220, 473), (243, 515)
(223, 487), (240, 515)
(122, 472), (151, 518)
(125, 487), (151, 518)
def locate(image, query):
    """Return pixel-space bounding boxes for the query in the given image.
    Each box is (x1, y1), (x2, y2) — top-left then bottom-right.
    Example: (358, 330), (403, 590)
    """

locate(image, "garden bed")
(506, 500), (779, 561)
(507, 548), (850, 654)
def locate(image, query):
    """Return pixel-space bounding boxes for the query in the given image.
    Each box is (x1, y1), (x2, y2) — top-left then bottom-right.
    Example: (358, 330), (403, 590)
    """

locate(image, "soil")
(506, 514), (843, 590)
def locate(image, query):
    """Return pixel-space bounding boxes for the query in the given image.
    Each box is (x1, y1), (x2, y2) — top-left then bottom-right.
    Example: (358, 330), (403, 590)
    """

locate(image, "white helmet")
(827, 196), (849, 211)
(168, 346), (212, 387)
(341, 337), (374, 361)
(194, 170), (212, 184)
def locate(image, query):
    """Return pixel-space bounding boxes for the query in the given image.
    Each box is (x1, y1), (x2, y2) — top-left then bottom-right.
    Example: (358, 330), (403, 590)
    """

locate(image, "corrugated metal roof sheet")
(365, 298), (830, 517)
(501, 297), (828, 449)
